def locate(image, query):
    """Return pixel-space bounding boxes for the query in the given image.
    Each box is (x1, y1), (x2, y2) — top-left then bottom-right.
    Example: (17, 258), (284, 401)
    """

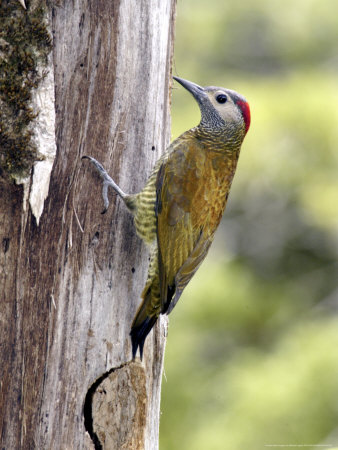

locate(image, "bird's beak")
(173, 76), (206, 103)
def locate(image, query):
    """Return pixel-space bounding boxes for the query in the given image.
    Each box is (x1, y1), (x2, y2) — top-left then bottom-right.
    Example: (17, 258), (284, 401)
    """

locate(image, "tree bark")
(0, 1), (176, 448)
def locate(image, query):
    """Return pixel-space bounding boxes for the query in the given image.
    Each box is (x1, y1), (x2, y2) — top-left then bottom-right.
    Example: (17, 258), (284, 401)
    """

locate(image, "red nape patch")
(236, 100), (251, 134)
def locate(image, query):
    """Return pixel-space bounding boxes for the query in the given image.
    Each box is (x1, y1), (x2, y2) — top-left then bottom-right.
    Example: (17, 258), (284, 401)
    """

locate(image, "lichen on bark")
(0, 0), (52, 179)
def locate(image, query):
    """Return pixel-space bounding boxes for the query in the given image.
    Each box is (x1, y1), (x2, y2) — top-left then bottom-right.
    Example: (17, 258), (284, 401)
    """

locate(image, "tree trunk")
(0, 1), (176, 448)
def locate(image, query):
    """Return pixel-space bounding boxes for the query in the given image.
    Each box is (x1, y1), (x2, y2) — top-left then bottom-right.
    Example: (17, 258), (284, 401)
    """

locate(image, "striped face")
(206, 87), (251, 134)
(173, 77), (250, 136)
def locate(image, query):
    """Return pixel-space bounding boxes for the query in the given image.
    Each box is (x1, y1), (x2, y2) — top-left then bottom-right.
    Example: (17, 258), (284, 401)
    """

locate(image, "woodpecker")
(83, 76), (250, 359)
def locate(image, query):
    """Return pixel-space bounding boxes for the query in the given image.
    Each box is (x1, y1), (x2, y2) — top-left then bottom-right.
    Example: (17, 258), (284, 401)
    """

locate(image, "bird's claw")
(82, 155), (112, 213)
(82, 155), (127, 213)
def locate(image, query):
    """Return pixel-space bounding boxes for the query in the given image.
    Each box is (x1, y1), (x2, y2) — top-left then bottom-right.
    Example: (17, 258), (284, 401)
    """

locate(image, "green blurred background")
(160, 1), (338, 449)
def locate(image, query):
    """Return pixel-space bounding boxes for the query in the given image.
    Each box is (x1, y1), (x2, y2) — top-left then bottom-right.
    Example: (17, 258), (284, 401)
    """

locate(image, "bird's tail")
(130, 275), (161, 360)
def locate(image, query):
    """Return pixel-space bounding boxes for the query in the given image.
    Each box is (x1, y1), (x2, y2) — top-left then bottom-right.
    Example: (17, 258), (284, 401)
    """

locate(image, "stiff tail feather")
(130, 278), (160, 360)
(130, 315), (158, 360)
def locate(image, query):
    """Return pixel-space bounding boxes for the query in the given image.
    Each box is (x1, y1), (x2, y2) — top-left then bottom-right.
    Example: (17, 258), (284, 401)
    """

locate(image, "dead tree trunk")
(0, 1), (176, 448)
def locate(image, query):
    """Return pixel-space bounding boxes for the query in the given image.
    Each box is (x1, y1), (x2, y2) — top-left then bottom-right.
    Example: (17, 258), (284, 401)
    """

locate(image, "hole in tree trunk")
(83, 361), (147, 449)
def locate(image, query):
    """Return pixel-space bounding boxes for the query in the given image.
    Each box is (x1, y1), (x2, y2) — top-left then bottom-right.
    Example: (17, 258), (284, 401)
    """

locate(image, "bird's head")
(173, 76), (250, 139)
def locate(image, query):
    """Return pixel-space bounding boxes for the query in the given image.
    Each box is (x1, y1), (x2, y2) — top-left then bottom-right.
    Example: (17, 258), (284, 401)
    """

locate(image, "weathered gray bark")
(0, 1), (176, 448)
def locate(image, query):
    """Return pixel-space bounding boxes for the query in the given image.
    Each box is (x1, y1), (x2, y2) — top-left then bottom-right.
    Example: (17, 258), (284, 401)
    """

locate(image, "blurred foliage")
(173, 0), (338, 78)
(160, 0), (338, 449)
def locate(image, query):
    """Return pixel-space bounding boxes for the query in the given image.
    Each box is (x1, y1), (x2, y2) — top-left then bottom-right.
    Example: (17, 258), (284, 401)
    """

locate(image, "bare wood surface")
(0, 0), (176, 448)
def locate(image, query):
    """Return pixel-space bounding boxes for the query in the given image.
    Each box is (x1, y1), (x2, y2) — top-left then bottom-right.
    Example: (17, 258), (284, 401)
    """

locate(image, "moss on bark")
(0, 0), (52, 179)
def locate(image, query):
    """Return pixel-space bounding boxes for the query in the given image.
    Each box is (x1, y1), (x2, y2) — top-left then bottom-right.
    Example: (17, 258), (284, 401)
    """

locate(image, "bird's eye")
(216, 94), (227, 104)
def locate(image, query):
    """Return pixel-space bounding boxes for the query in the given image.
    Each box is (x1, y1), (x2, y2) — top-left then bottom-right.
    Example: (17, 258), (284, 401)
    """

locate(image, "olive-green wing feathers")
(155, 140), (214, 314)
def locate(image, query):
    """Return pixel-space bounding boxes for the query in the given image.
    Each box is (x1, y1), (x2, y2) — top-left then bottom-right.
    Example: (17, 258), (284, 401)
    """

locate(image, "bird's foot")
(82, 155), (126, 214)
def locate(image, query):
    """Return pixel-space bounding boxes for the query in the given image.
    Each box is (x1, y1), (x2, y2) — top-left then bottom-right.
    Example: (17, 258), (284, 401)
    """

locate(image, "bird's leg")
(82, 156), (127, 214)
